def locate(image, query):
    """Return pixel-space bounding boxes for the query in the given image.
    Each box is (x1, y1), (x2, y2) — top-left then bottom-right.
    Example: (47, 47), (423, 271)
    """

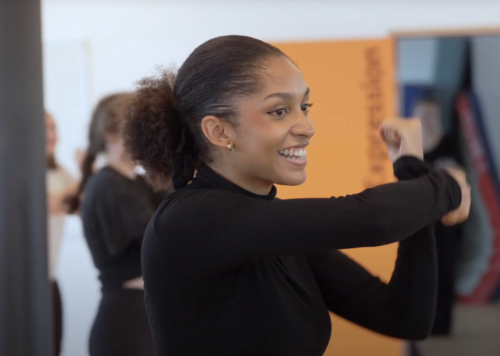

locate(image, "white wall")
(43, 0), (500, 104)
(41, 1), (500, 356)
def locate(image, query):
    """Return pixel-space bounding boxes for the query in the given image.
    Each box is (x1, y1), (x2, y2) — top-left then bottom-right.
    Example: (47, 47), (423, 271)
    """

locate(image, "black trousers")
(431, 223), (461, 336)
(89, 288), (155, 356)
(52, 281), (63, 356)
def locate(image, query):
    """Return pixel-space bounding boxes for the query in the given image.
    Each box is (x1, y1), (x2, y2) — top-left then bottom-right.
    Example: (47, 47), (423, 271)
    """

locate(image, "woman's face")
(229, 57), (315, 190)
(412, 101), (443, 152)
(413, 101), (441, 135)
(45, 113), (57, 157)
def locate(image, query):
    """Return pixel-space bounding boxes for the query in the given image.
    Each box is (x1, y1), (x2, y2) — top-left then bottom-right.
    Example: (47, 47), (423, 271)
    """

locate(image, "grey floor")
(416, 303), (500, 356)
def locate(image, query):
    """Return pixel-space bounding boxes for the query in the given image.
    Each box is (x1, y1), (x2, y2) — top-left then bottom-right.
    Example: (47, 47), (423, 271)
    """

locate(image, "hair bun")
(123, 69), (181, 190)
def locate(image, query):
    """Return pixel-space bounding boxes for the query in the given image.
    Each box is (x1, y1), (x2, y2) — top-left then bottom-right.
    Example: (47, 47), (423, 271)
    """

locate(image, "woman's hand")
(379, 118), (424, 163)
(440, 166), (471, 226)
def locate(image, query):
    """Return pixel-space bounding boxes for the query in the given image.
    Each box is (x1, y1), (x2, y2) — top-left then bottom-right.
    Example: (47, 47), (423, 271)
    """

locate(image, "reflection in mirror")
(397, 34), (500, 356)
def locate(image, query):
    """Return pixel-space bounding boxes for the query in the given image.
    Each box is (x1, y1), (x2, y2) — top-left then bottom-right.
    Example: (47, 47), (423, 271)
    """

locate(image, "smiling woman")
(122, 35), (470, 356)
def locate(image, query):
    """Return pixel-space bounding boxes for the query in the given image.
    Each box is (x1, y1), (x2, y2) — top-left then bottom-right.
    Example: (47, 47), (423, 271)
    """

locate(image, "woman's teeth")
(278, 148), (307, 159)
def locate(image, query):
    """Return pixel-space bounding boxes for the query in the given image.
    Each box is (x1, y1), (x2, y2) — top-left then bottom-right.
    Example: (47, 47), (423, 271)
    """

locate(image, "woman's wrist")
(399, 137), (424, 161)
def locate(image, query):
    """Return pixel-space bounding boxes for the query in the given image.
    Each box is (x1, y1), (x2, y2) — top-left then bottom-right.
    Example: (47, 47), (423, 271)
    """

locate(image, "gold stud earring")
(227, 143), (232, 151)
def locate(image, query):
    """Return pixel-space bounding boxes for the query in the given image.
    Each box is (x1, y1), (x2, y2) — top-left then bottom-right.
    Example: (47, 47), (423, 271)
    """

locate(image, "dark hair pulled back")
(67, 93), (134, 213)
(123, 35), (290, 190)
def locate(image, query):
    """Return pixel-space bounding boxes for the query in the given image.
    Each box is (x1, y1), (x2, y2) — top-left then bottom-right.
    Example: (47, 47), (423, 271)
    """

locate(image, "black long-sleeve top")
(81, 167), (163, 291)
(142, 156), (461, 356)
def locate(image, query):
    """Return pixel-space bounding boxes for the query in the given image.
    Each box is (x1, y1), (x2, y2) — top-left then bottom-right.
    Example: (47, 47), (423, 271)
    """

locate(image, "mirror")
(396, 32), (500, 356)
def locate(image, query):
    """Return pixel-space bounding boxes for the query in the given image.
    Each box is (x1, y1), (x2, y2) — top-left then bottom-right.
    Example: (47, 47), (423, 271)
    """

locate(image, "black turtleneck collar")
(192, 164), (277, 201)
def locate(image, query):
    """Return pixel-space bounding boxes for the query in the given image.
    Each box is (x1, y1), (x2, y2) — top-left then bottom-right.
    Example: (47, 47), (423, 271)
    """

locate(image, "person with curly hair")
(123, 35), (471, 356)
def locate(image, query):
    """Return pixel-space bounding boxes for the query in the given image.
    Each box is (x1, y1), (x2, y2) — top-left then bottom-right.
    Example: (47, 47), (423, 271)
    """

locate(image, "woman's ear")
(201, 116), (235, 149)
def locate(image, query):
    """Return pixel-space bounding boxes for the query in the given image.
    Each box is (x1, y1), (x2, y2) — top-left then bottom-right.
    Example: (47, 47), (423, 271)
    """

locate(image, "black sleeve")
(96, 181), (156, 256)
(161, 156), (461, 272)
(305, 156), (438, 340)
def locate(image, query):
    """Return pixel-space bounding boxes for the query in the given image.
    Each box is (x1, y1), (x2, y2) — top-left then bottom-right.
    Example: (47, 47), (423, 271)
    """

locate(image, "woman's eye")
(301, 103), (313, 113)
(271, 108), (287, 117)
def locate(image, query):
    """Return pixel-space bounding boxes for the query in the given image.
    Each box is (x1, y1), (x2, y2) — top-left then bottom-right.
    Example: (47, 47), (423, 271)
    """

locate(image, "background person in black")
(413, 97), (465, 336)
(67, 93), (163, 356)
(123, 36), (471, 356)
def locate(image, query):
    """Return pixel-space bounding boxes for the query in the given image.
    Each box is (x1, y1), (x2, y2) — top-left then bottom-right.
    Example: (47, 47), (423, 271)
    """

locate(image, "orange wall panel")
(273, 38), (401, 356)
